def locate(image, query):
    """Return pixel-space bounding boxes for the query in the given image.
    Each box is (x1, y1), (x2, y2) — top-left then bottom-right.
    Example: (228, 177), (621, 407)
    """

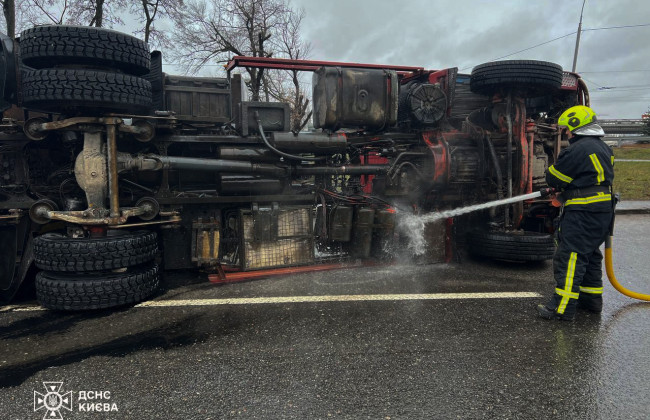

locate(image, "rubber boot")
(577, 294), (603, 313)
(536, 304), (575, 321)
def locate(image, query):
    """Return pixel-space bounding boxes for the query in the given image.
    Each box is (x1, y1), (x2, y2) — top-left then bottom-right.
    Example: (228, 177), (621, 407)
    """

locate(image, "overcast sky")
(157, 0), (650, 119)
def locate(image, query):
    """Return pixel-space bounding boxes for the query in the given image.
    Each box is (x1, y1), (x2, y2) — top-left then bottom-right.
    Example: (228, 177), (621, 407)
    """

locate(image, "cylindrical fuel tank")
(350, 207), (375, 258)
(312, 67), (398, 131)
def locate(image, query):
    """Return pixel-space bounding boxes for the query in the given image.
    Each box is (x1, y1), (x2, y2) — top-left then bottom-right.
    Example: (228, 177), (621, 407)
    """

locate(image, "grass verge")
(613, 146), (650, 200)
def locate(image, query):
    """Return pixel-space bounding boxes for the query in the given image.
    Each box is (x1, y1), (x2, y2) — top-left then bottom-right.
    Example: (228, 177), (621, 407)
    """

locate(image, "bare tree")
(69, 0), (128, 27)
(19, 0), (68, 25)
(18, 0), (126, 27)
(170, 0), (295, 101)
(131, 0), (182, 48)
(70, 0), (108, 26)
(0, 0), (16, 38)
(270, 7), (311, 132)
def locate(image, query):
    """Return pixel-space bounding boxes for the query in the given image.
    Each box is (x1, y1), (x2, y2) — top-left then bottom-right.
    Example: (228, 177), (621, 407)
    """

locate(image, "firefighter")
(537, 105), (614, 321)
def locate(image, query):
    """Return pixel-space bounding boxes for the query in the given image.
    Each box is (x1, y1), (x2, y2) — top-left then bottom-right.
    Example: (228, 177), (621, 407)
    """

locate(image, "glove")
(539, 187), (556, 198)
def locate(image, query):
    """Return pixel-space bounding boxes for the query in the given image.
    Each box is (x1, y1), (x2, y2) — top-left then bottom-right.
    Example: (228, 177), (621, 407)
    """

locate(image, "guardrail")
(600, 119), (648, 135)
(603, 135), (650, 147)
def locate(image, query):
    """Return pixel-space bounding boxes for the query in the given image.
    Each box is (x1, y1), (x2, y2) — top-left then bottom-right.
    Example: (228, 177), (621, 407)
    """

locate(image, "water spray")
(397, 188), (555, 255)
(395, 186), (650, 303)
(416, 189), (551, 224)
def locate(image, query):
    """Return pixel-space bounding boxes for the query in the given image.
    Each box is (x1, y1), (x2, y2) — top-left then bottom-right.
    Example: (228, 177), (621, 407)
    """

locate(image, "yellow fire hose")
(604, 235), (650, 301)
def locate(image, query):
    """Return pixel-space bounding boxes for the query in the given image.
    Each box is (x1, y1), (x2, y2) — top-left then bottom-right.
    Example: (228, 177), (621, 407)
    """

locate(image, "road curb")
(616, 208), (650, 215)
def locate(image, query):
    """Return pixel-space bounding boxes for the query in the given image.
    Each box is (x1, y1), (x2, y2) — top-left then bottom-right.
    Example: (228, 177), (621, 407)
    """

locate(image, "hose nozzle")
(539, 187), (556, 198)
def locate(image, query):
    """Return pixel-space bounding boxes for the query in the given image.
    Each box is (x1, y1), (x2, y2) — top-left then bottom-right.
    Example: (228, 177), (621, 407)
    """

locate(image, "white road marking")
(135, 292), (542, 307)
(0, 305), (47, 312)
(0, 292), (542, 312)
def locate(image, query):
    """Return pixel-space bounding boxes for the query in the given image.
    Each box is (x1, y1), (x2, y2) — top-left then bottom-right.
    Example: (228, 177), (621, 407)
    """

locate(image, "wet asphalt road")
(1, 214), (650, 419)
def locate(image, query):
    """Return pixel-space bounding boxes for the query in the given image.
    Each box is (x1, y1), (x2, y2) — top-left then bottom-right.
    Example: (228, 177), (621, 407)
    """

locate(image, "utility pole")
(572, 0), (587, 72)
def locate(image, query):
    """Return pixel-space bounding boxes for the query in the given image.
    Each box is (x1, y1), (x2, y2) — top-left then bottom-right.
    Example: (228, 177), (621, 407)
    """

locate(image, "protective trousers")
(548, 210), (613, 316)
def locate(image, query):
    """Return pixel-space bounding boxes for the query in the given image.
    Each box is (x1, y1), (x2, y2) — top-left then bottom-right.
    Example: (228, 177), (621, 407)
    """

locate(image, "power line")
(580, 70), (650, 73)
(572, 79), (650, 93)
(592, 97), (650, 101)
(591, 87), (650, 93)
(459, 32), (576, 71)
(595, 96), (650, 99)
(581, 77), (604, 88)
(582, 23), (650, 31)
(600, 84), (650, 89)
(461, 22), (650, 71)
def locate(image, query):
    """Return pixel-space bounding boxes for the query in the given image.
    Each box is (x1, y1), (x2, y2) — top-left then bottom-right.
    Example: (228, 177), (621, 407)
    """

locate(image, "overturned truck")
(0, 26), (589, 310)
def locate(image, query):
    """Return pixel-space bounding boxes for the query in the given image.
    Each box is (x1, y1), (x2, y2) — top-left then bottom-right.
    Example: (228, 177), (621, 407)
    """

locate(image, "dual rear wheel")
(22, 26), (159, 310)
(19, 25), (153, 114)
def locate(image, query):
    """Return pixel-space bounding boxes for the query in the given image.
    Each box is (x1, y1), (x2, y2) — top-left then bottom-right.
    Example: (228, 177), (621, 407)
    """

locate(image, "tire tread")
(34, 231), (158, 272)
(467, 230), (556, 262)
(22, 69), (152, 113)
(470, 60), (563, 95)
(20, 25), (150, 75)
(36, 264), (159, 310)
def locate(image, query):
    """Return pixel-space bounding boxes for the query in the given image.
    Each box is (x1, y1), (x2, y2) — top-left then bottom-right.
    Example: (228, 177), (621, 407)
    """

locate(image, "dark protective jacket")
(545, 135), (614, 212)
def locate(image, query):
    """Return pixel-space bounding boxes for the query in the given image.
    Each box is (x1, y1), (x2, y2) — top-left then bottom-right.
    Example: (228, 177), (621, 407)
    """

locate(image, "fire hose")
(604, 213), (650, 301)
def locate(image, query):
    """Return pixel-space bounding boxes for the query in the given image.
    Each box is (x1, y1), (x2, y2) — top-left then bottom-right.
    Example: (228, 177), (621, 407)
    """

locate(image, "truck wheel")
(466, 230), (555, 262)
(20, 25), (150, 76)
(469, 60), (563, 96)
(143, 50), (164, 111)
(34, 230), (158, 272)
(35, 263), (159, 311)
(22, 68), (152, 113)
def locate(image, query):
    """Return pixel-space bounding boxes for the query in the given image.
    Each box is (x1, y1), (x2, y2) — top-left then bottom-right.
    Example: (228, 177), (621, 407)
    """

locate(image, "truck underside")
(0, 26), (590, 309)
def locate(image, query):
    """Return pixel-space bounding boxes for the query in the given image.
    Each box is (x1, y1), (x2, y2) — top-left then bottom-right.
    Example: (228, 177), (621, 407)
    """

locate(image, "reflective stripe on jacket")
(545, 135), (614, 212)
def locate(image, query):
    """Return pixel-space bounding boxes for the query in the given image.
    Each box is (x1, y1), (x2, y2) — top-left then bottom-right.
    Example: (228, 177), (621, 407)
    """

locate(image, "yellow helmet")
(558, 105), (597, 132)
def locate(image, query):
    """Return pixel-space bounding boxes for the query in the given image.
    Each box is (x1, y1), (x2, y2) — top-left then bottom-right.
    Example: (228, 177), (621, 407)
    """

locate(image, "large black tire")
(36, 263), (160, 311)
(143, 50), (164, 111)
(34, 230), (158, 272)
(20, 25), (150, 76)
(22, 68), (152, 113)
(469, 60), (563, 96)
(466, 230), (555, 262)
